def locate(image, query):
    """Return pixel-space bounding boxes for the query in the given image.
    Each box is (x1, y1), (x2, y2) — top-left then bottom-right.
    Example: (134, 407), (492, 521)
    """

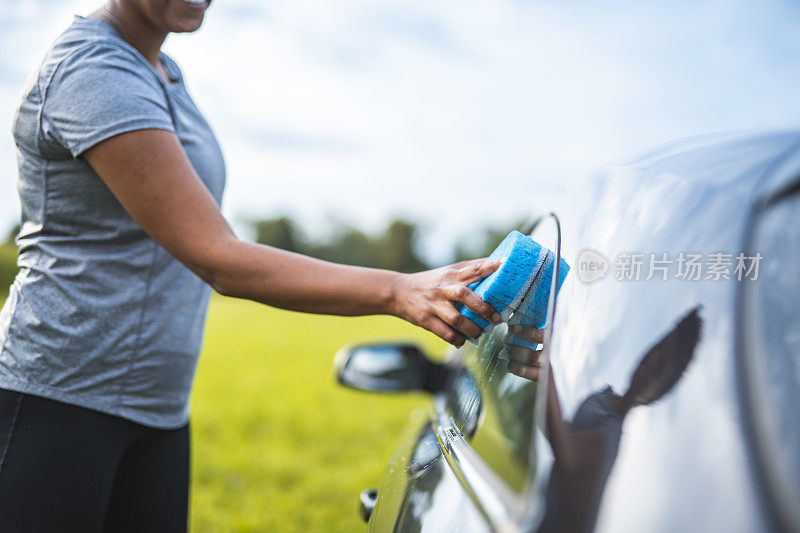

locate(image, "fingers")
(510, 325), (545, 343)
(507, 360), (540, 381)
(506, 329), (544, 382)
(444, 285), (500, 324)
(433, 303), (483, 340)
(507, 346), (543, 365)
(424, 315), (467, 347)
(457, 258), (503, 284)
(447, 259), (478, 270)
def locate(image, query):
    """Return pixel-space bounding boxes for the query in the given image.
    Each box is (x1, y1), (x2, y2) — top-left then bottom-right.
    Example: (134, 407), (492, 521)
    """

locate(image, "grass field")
(190, 295), (448, 532)
(0, 283), (446, 531)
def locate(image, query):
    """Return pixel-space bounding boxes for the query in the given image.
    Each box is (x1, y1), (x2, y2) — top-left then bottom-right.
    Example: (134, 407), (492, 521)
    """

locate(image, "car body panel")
(368, 422), (491, 533)
(544, 130), (800, 533)
(362, 130), (800, 532)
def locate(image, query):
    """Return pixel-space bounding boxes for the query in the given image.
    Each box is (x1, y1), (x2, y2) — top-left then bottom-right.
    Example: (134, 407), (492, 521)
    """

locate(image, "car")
(332, 130), (800, 533)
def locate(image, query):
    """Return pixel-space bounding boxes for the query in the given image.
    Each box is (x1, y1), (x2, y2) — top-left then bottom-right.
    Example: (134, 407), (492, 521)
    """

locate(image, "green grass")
(0, 278), (442, 531)
(190, 295), (447, 532)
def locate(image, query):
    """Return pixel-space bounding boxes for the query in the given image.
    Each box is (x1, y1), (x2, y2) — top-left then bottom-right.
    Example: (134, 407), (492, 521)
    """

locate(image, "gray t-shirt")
(0, 16), (226, 428)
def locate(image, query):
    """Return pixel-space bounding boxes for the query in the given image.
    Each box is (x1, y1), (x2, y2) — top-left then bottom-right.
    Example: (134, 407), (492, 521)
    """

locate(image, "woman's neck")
(92, 1), (168, 69)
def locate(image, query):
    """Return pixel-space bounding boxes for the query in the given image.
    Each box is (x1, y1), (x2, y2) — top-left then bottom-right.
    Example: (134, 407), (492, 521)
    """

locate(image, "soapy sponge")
(457, 230), (570, 342)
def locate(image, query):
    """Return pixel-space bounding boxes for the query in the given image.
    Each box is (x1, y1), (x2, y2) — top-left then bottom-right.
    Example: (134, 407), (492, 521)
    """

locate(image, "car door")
(367, 214), (566, 532)
(533, 135), (795, 533)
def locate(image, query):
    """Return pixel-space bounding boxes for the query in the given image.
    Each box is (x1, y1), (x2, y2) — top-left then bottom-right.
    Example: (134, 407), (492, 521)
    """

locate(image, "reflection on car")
(537, 306), (702, 533)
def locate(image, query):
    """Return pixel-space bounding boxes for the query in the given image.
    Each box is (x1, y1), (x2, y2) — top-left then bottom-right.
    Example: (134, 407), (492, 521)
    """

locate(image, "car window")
(447, 216), (563, 493)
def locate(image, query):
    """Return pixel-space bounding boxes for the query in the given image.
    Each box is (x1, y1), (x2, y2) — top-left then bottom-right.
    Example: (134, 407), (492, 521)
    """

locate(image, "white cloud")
(1, 0), (799, 263)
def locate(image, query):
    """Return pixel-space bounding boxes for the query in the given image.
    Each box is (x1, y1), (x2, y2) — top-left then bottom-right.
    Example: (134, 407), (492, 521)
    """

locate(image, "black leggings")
(0, 388), (190, 532)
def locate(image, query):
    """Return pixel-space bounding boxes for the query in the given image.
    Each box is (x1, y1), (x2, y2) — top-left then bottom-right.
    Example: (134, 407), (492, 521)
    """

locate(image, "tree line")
(251, 216), (513, 271)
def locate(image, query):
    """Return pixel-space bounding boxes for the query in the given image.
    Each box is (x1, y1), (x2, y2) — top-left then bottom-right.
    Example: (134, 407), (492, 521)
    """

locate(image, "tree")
(313, 225), (379, 267)
(3, 224), (19, 246)
(377, 219), (428, 273)
(252, 217), (305, 254)
(248, 216), (430, 272)
(0, 224), (20, 299)
(453, 226), (509, 262)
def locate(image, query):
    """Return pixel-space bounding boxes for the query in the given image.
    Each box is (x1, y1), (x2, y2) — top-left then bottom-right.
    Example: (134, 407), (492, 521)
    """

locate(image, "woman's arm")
(84, 129), (501, 346)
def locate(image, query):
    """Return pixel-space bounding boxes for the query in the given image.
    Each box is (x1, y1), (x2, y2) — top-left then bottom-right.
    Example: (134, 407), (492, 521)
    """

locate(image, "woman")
(0, 1), (501, 531)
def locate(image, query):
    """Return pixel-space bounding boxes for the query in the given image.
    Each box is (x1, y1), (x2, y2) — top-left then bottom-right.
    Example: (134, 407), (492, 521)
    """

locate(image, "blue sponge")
(456, 230), (570, 344)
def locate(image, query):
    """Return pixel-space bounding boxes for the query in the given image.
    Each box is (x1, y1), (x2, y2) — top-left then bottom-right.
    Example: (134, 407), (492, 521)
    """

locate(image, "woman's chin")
(168, 15), (205, 33)
(171, 22), (204, 33)
(167, 0), (209, 33)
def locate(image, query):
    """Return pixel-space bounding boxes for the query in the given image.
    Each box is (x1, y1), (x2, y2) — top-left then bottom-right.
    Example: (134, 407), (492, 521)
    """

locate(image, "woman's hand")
(506, 325), (546, 381)
(390, 258), (503, 347)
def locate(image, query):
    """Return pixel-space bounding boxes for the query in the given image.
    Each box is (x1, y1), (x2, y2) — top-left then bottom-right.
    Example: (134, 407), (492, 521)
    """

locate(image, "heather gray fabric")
(0, 16), (226, 428)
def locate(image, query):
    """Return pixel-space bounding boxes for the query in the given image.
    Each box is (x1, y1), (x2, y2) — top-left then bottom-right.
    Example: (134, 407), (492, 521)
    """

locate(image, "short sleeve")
(42, 43), (175, 157)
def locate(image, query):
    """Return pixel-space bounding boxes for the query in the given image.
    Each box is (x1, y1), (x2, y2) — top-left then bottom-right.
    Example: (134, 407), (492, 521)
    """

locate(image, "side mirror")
(333, 342), (449, 394)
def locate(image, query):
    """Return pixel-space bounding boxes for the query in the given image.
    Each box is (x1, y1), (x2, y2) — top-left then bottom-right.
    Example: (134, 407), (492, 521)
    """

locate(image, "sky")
(1, 0), (799, 264)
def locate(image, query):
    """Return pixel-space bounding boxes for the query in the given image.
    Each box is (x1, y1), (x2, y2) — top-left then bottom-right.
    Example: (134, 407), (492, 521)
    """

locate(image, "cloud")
(1, 0), (800, 263)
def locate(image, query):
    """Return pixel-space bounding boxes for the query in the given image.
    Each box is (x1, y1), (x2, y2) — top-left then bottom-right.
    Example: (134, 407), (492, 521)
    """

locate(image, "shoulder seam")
(37, 38), (168, 152)
(36, 45), (85, 154)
